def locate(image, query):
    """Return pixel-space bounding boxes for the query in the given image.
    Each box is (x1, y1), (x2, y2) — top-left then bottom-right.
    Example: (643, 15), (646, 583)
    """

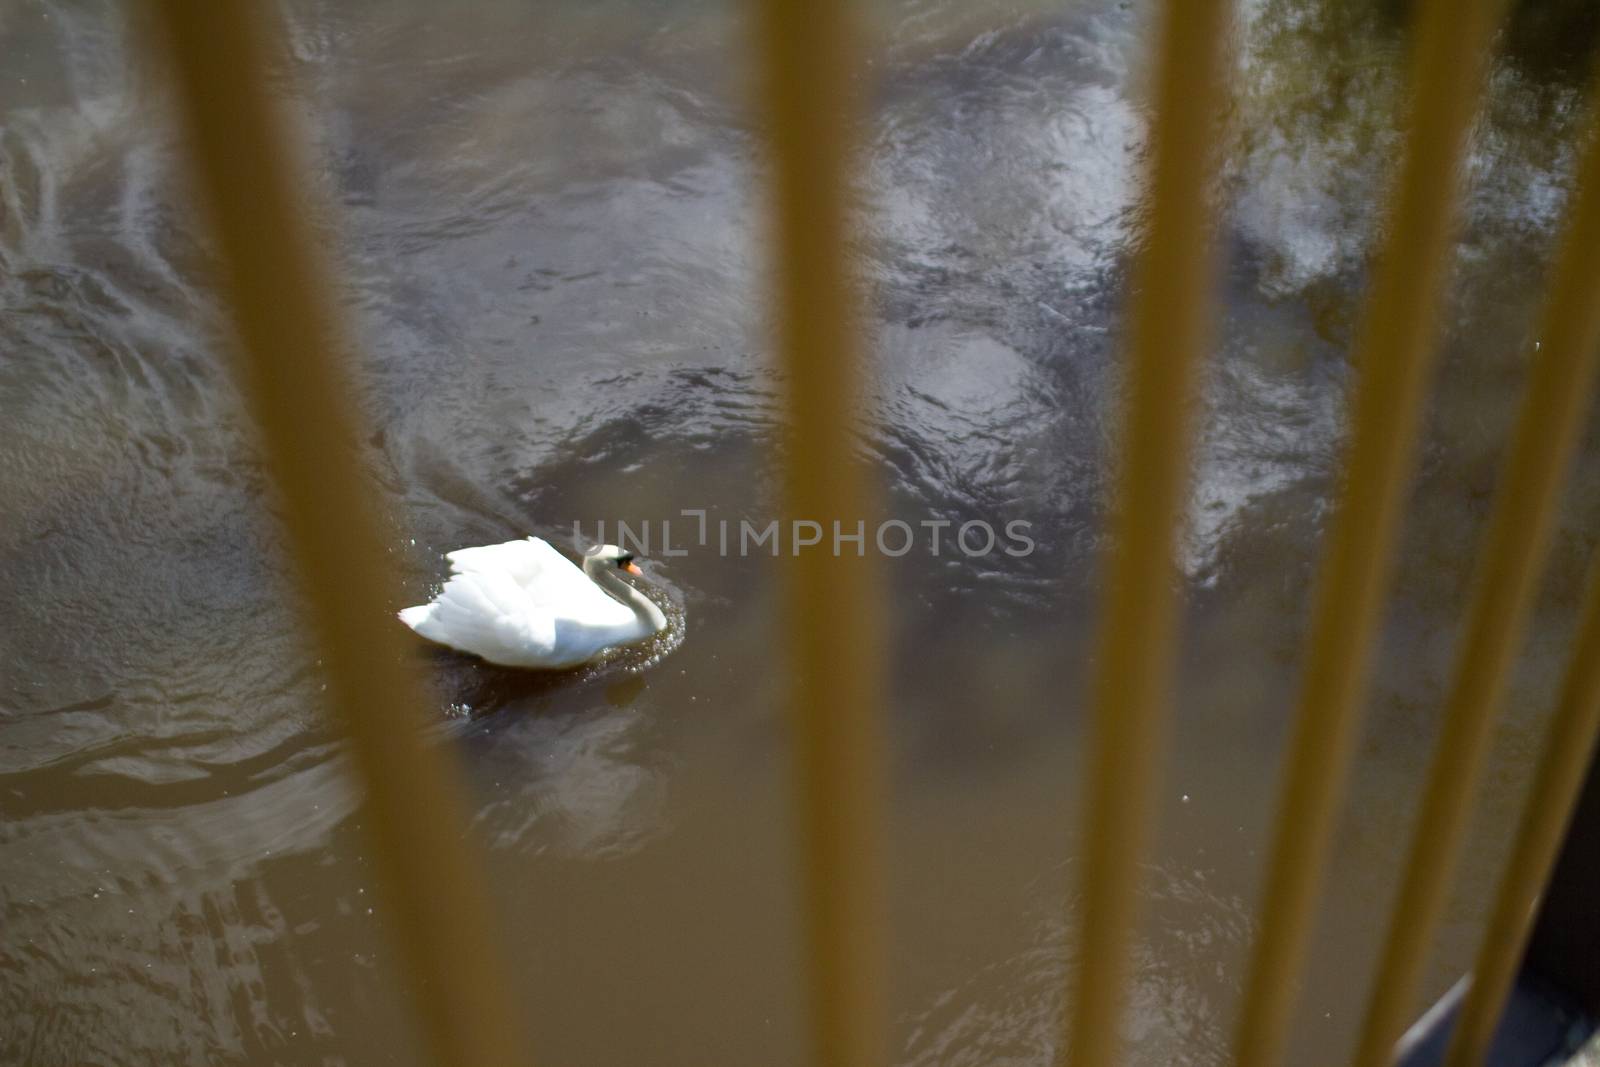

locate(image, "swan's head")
(585, 543), (642, 576)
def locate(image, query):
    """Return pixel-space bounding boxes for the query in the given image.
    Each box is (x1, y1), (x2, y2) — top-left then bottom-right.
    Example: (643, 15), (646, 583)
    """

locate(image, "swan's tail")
(398, 573), (529, 660)
(397, 603), (436, 632)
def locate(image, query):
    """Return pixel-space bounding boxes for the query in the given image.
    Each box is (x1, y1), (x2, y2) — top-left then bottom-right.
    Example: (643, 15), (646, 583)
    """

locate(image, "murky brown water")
(3, 1), (1598, 1064)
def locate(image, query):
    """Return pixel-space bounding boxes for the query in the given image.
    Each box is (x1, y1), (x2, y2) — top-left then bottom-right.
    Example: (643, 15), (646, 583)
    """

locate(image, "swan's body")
(398, 538), (667, 669)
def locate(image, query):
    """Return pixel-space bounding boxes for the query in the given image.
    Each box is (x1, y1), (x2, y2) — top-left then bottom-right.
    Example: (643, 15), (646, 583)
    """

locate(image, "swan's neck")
(585, 559), (668, 637)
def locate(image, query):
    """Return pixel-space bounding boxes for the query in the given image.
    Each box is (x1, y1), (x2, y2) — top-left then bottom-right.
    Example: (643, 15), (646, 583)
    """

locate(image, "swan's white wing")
(447, 537), (630, 627)
(401, 570), (558, 666)
(447, 537), (588, 599)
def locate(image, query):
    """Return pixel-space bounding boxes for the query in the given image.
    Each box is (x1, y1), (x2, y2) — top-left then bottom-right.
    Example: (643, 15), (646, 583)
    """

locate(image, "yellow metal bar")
(146, 4), (528, 1065)
(1230, 4), (1507, 1067)
(1440, 101), (1600, 1067)
(1062, 3), (1231, 1067)
(1352, 55), (1600, 1067)
(1444, 561), (1600, 1067)
(754, 1), (886, 1066)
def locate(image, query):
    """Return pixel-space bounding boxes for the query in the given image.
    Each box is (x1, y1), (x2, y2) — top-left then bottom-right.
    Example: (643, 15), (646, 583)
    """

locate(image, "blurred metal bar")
(1062, 2), (1231, 1067)
(1352, 46), (1600, 1067)
(1228, 3), (1507, 1067)
(754, 1), (886, 1066)
(146, 4), (528, 1065)
(1445, 561), (1600, 1067)
(1440, 106), (1600, 1067)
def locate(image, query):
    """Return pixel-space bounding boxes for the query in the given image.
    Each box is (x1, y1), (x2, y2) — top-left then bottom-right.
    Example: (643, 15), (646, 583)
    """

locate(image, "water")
(2, 1), (1597, 1064)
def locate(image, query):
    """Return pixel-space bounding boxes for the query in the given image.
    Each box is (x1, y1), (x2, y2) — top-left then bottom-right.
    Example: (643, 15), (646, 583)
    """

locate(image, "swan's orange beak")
(625, 562), (643, 576)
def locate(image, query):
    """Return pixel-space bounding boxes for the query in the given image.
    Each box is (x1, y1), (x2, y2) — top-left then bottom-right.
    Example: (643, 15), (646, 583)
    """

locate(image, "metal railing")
(757, 1), (887, 1064)
(144, 1), (1600, 1066)
(146, 4), (527, 1064)
(1063, 5), (1231, 1067)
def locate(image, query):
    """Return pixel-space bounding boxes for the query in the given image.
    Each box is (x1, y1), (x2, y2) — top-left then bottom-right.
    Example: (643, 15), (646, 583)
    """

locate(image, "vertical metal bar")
(1351, 55), (1600, 1067)
(1444, 562), (1600, 1067)
(1230, 4), (1507, 1067)
(146, 4), (528, 1065)
(754, 1), (885, 1066)
(1438, 101), (1600, 1067)
(1061, 3), (1231, 1067)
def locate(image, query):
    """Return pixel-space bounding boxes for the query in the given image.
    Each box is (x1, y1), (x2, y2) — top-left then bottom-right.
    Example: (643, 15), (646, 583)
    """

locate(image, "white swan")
(398, 538), (668, 669)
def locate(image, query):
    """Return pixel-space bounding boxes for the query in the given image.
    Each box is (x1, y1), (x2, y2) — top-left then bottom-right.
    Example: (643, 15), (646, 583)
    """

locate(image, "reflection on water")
(902, 865), (1253, 1067)
(2, 0), (1596, 1063)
